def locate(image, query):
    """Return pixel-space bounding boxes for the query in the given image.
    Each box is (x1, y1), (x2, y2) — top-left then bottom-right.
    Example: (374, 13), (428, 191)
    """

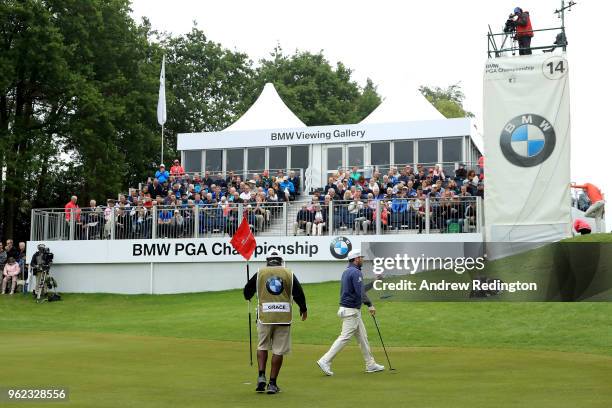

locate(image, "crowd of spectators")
(62, 160), (301, 239)
(57, 159), (484, 240)
(293, 163), (484, 236)
(0, 239), (27, 295)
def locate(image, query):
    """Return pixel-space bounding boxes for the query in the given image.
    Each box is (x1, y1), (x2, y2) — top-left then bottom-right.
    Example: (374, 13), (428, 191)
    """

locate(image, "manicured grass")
(1, 235), (611, 407)
(563, 233), (612, 242)
(1, 331), (611, 408)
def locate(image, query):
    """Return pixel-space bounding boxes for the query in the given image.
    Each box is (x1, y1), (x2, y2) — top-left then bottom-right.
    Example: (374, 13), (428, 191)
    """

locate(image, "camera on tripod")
(504, 15), (517, 34)
(32, 244), (59, 302)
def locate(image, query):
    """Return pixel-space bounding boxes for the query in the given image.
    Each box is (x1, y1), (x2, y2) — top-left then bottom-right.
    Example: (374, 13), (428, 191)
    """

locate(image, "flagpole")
(247, 261), (253, 367)
(161, 124), (164, 166)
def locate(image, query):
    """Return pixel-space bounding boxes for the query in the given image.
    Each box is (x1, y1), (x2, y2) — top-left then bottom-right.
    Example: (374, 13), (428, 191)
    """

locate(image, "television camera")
(31, 244), (59, 303)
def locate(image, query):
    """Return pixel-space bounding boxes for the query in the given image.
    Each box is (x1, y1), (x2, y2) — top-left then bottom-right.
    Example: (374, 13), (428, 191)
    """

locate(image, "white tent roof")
(223, 83), (305, 131)
(360, 88), (445, 124)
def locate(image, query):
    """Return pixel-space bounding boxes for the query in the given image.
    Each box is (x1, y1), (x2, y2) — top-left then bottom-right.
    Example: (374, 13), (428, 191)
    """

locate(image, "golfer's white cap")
(348, 249), (362, 260)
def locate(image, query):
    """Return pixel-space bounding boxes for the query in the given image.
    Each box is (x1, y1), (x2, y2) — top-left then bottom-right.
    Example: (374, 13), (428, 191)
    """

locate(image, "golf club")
(371, 315), (396, 372)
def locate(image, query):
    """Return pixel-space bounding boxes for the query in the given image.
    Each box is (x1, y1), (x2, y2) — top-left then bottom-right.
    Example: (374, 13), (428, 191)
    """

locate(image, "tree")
(0, 0), (160, 240)
(253, 47), (381, 125)
(419, 83), (474, 119)
(158, 26), (255, 162)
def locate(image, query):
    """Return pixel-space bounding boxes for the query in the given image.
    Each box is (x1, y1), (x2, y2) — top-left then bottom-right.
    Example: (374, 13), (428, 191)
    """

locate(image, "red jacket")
(572, 183), (603, 203)
(516, 11), (533, 38)
(64, 201), (81, 221)
(573, 219), (591, 232)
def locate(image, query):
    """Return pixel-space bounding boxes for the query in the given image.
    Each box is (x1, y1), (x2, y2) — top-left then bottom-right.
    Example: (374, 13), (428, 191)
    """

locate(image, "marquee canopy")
(360, 88), (444, 124)
(223, 82), (305, 131)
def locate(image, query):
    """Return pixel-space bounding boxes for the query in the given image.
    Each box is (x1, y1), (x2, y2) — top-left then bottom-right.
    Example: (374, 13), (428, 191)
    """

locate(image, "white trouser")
(320, 307), (375, 366)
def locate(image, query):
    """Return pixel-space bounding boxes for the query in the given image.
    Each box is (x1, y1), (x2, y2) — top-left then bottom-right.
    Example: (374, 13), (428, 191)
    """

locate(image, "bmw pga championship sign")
(483, 53), (571, 243)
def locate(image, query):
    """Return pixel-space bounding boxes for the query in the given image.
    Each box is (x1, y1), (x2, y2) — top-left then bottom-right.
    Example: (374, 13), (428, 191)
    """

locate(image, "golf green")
(1, 284), (611, 407)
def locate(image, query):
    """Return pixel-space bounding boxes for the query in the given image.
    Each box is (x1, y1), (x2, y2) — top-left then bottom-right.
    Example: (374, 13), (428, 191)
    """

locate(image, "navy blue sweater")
(339, 263), (372, 308)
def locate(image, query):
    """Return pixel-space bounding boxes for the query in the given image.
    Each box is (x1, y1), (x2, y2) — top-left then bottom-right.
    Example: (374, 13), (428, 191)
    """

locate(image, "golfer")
(317, 249), (384, 375)
(243, 250), (307, 394)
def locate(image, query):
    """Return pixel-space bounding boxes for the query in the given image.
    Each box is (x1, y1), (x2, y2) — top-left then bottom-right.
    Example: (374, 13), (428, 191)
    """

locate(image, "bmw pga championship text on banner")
(484, 53), (571, 243)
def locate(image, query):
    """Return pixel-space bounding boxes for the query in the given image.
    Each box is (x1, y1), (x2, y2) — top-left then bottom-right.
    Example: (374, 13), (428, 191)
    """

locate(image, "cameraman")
(29, 244), (52, 296)
(510, 7), (534, 55)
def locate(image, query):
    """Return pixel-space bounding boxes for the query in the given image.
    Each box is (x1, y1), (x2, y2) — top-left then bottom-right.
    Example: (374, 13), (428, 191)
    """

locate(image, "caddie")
(243, 250), (307, 394)
(316, 249), (384, 375)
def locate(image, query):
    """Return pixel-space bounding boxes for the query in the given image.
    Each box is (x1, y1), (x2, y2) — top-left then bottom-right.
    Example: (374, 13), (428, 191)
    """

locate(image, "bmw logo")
(330, 236), (352, 259)
(500, 114), (556, 167)
(266, 276), (284, 295)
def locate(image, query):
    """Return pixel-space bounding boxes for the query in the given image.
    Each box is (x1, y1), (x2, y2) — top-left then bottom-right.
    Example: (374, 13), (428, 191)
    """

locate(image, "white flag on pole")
(157, 55), (167, 126)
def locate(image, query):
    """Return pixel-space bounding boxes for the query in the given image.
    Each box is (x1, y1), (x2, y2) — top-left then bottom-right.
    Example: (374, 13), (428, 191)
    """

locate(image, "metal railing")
(31, 202), (291, 241)
(30, 196), (483, 241)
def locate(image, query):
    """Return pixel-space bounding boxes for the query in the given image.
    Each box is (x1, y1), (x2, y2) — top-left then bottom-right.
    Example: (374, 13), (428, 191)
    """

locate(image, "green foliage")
(0, 0), (160, 239)
(160, 26), (256, 161)
(0, 4), (380, 240)
(419, 83), (474, 118)
(254, 46), (381, 125)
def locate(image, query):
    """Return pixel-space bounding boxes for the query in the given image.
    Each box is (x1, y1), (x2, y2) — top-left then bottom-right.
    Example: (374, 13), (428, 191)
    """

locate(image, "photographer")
(510, 7), (533, 55)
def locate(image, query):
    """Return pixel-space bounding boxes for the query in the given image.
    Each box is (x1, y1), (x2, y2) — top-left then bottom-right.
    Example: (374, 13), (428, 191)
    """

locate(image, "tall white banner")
(484, 53), (571, 243)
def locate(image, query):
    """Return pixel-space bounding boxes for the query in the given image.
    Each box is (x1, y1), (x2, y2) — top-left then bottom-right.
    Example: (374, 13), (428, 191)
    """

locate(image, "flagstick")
(247, 261), (253, 366)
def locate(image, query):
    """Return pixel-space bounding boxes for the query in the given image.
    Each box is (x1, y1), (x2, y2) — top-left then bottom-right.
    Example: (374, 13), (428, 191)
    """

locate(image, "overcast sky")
(131, 0), (611, 230)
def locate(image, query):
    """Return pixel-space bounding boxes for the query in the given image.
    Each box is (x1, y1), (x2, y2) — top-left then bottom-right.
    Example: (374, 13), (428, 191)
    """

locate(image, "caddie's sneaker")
(317, 359), (334, 376)
(255, 375), (266, 393)
(365, 363), (385, 373)
(266, 383), (281, 394)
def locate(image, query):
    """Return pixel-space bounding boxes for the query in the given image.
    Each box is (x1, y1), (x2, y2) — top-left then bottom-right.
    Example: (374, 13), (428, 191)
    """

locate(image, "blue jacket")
(279, 180), (295, 193)
(339, 263), (372, 308)
(155, 170), (170, 184)
(391, 197), (408, 213)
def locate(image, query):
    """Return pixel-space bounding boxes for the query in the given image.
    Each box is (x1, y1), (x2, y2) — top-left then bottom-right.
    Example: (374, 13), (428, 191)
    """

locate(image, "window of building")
(183, 150), (202, 173)
(394, 140), (414, 166)
(442, 138), (462, 163)
(291, 145), (309, 171)
(371, 142), (390, 166)
(226, 149), (244, 173)
(247, 147), (265, 172)
(269, 147), (287, 172)
(348, 145), (365, 168)
(205, 149), (222, 173)
(417, 139), (438, 165)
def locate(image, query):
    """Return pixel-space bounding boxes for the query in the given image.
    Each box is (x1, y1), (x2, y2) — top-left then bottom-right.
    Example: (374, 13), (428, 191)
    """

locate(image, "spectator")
(0, 243), (6, 271)
(64, 196), (81, 237)
(17, 242), (26, 280)
(348, 191), (368, 234)
(155, 164), (170, 184)
(293, 204), (313, 236)
(1, 257), (20, 295)
(391, 190), (409, 230)
(170, 159), (185, 177)
(350, 166), (361, 182)
(455, 163), (467, 185)
(289, 170), (300, 195)
(149, 178), (165, 199)
(573, 218), (591, 235)
(279, 176), (295, 202)
(464, 199), (477, 232)
(312, 203), (327, 236)
(5, 240), (19, 260)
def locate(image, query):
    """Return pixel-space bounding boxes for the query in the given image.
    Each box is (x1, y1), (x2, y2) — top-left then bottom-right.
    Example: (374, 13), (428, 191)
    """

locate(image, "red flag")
(230, 215), (256, 261)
